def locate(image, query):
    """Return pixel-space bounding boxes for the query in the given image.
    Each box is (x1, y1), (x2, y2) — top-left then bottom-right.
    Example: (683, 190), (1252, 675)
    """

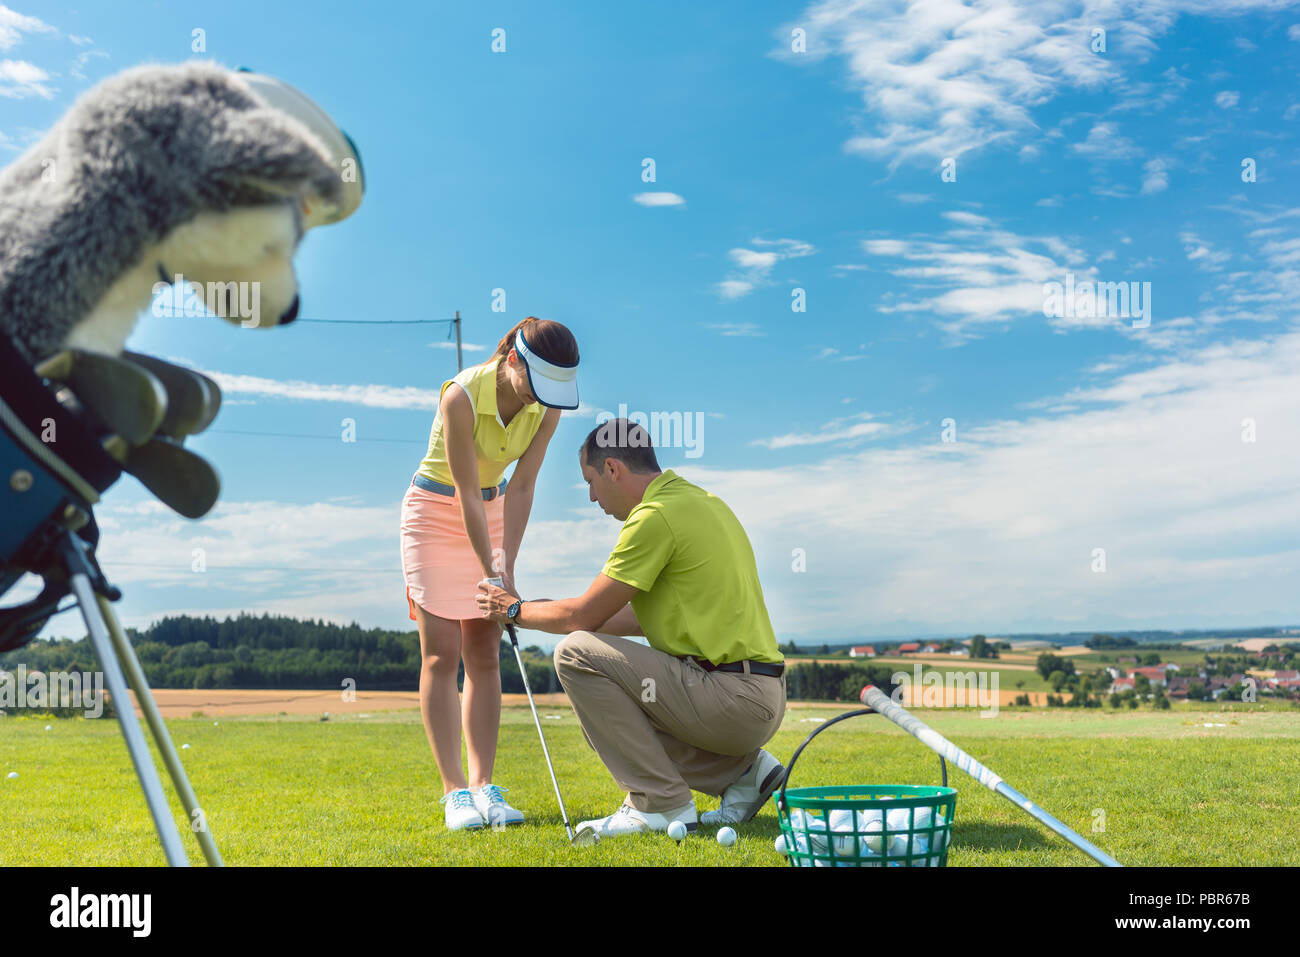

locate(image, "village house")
(1128, 665), (1170, 688)
(849, 645), (876, 659)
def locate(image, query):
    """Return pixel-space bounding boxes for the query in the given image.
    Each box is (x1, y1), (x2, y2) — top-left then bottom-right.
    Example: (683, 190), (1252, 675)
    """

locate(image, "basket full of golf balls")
(773, 710), (957, 867)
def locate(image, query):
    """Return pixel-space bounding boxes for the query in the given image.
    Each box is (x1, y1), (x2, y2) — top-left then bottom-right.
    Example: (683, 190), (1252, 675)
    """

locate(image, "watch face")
(508, 601), (522, 620)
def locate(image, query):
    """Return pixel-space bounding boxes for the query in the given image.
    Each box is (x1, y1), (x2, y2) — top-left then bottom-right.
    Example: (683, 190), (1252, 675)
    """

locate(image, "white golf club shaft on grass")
(506, 623), (576, 841)
(860, 684), (1121, 867)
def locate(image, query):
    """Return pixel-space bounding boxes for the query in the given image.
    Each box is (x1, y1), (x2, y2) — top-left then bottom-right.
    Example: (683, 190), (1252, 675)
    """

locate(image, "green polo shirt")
(601, 470), (782, 665)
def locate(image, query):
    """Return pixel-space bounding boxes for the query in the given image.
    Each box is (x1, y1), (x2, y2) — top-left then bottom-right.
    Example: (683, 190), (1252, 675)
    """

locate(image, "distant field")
(2, 702), (1297, 867)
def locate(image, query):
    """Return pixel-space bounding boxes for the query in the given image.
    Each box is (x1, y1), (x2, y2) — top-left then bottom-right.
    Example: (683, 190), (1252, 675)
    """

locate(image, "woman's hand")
(476, 579), (520, 624)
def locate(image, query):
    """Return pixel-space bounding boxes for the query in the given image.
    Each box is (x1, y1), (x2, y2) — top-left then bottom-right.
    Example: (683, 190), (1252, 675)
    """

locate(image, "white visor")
(515, 329), (578, 410)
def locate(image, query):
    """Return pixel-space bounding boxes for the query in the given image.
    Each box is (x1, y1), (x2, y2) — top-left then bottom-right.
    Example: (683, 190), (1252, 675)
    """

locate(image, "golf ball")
(860, 819), (885, 855)
(907, 834), (932, 865)
(667, 820), (687, 842)
(716, 826), (737, 847)
(828, 808), (856, 832)
(774, 834), (788, 856)
(886, 834), (914, 859)
(911, 807), (933, 830)
(885, 808), (911, 832)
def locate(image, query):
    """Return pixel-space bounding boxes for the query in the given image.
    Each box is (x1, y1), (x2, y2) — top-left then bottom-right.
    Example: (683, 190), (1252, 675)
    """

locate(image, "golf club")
(860, 684), (1121, 866)
(485, 578), (589, 845)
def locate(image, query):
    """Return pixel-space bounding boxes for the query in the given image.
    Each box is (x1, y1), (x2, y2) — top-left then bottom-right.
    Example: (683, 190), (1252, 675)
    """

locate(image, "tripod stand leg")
(67, 571), (190, 865)
(98, 594), (224, 866)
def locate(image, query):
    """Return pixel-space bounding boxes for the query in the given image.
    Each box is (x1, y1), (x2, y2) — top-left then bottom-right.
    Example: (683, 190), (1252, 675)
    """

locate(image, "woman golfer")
(400, 316), (579, 830)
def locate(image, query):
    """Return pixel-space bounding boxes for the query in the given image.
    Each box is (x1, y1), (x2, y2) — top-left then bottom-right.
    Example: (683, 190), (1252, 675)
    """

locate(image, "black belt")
(685, 656), (784, 677)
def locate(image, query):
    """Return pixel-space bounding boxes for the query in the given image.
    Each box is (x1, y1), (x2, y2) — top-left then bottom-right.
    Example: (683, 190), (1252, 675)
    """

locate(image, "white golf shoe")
(700, 749), (786, 825)
(576, 800), (697, 838)
(441, 788), (486, 831)
(473, 783), (525, 827)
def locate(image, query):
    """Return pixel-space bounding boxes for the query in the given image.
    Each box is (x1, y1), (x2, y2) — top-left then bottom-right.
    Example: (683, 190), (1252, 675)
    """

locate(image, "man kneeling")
(476, 418), (786, 838)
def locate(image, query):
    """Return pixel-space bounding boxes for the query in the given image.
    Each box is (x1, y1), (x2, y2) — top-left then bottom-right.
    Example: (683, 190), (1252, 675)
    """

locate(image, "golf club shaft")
(507, 623), (574, 840)
(860, 684), (1121, 867)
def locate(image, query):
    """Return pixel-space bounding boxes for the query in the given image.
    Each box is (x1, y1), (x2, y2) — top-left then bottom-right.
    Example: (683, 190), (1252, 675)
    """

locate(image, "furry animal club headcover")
(0, 61), (351, 365)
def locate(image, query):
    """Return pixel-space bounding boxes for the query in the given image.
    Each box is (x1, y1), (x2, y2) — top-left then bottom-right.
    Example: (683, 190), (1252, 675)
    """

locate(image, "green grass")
(2, 704), (1298, 866)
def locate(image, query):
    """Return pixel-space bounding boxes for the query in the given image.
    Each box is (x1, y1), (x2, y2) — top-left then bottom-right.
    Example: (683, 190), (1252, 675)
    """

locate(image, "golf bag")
(0, 331), (225, 865)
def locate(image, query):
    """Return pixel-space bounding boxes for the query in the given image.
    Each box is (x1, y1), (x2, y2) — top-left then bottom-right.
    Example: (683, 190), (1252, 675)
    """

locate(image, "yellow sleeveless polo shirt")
(416, 357), (547, 489)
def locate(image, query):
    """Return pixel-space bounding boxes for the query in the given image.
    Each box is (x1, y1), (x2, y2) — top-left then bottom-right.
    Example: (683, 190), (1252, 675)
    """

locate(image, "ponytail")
(492, 316), (580, 366)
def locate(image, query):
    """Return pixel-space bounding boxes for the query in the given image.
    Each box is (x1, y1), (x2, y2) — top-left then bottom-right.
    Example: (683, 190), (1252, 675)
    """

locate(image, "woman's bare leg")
(460, 617), (503, 788)
(415, 604), (468, 794)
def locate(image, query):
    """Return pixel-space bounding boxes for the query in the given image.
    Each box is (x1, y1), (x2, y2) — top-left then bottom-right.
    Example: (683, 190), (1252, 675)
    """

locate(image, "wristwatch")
(506, 599), (523, 624)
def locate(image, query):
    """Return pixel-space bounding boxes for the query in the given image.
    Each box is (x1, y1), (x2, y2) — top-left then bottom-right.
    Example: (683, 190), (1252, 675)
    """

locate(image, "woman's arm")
(442, 385), (497, 578)
(501, 407), (560, 583)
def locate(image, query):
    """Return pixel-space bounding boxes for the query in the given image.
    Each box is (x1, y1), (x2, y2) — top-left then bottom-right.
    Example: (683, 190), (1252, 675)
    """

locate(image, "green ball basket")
(773, 708), (958, 868)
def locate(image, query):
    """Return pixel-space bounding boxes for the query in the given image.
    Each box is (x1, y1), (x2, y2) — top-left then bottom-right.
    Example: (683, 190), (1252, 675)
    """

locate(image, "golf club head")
(122, 352), (223, 438)
(36, 349), (167, 446)
(571, 826), (601, 847)
(123, 436), (221, 519)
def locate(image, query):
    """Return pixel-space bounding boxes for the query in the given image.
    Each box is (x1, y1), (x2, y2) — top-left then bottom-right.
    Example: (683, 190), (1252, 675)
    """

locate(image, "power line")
(206, 427), (425, 444)
(295, 318), (456, 325)
(104, 560), (401, 574)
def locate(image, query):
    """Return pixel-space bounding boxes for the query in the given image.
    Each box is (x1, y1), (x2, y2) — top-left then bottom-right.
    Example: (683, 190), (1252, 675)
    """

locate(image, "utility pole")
(453, 310), (463, 372)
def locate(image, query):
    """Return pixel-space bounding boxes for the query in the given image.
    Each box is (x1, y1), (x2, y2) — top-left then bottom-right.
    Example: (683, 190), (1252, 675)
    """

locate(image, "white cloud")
(779, 1), (1279, 168)
(1140, 157), (1170, 194)
(750, 412), (887, 449)
(0, 58), (53, 98)
(1179, 231), (1231, 271)
(1071, 122), (1140, 161)
(429, 341), (487, 352)
(705, 322), (765, 337)
(0, 5), (54, 51)
(1215, 90), (1240, 108)
(715, 237), (816, 300)
(632, 192), (685, 207)
(195, 368), (442, 411)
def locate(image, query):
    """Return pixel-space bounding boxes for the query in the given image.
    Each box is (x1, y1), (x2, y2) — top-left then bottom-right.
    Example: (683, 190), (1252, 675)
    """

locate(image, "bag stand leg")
(59, 532), (223, 866)
(99, 594), (224, 866)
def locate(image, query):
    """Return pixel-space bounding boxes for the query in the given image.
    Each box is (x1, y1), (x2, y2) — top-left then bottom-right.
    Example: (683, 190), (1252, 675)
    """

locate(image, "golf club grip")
(505, 622), (520, 647)
(860, 685), (1005, 789)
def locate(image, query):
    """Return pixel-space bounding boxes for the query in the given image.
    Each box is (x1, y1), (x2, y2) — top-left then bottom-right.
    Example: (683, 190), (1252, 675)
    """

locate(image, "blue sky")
(5, 0), (1300, 643)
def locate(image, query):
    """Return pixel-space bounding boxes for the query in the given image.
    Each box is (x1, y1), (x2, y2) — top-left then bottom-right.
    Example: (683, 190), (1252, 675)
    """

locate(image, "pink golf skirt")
(400, 481), (505, 622)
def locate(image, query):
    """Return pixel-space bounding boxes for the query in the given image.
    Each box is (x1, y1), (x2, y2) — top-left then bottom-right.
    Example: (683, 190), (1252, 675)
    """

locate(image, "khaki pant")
(554, 631), (786, 814)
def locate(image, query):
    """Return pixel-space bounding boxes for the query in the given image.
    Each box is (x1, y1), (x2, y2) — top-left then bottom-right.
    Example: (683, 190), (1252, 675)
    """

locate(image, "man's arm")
(477, 573), (639, 635)
(593, 602), (642, 637)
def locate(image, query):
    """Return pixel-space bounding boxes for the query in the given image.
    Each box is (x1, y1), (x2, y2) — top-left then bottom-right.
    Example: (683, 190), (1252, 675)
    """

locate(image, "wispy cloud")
(706, 322), (765, 337)
(194, 368), (442, 411)
(632, 192), (685, 207)
(0, 5), (54, 51)
(715, 237), (815, 300)
(750, 412), (887, 449)
(0, 58), (53, 98)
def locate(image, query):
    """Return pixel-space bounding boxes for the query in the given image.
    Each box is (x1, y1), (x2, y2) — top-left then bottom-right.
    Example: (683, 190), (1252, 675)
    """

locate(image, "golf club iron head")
(123, 351), (222, 438)
(122, 436), (221, 519)
(36, 349), (167, 446)
(571, 826), (601, 847)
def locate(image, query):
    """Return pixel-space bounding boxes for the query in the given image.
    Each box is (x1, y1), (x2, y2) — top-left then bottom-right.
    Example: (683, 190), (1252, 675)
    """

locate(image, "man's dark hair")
(581, 418), (661, 474)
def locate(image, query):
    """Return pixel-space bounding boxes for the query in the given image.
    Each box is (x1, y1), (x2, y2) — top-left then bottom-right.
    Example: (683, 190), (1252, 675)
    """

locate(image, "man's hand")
(476, 579), (520, 624)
